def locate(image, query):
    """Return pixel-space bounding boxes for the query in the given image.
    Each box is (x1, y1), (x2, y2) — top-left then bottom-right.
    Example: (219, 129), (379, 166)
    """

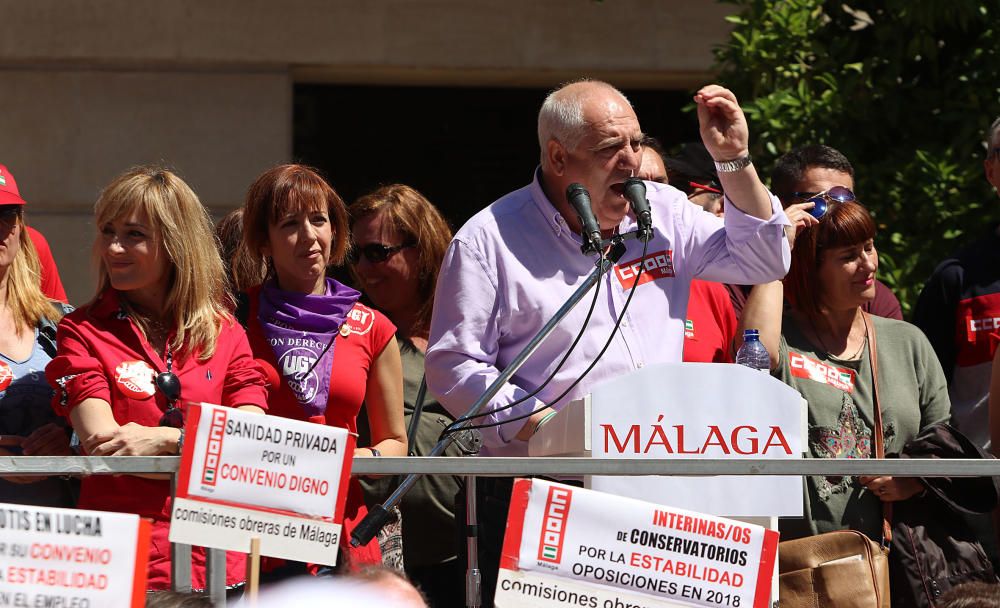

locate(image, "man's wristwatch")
(714, 153), (752, 173)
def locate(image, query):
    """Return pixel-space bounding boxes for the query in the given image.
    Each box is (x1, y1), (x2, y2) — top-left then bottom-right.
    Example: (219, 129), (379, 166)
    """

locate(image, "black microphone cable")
(440, 243), (610, 437)
(442, 233), (651, 437)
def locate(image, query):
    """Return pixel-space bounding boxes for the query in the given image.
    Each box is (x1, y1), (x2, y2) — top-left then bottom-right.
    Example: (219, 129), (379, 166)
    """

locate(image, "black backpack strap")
(38, 301), (73, 359)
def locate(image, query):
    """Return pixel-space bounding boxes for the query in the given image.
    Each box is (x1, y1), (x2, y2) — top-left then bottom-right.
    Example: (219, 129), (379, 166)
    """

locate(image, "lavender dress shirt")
(426, 170), (791, 457)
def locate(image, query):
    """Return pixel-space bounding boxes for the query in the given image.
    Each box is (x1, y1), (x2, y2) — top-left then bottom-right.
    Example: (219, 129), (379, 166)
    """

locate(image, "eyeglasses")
(792, 186), (856, 219)
(0, 206), (21, 229)
(349, 242), (415, 264)
(155, 345), (183, 428)
(688, 181), (723, 195)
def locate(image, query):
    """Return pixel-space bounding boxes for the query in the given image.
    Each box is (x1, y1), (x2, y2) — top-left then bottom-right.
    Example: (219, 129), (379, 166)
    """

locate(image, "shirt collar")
(528, 167), (639, 238)
(90, 287), (129, 321)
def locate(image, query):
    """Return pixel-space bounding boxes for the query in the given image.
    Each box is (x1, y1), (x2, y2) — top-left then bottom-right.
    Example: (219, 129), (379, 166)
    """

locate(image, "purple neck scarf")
(257, 278), (361, 417)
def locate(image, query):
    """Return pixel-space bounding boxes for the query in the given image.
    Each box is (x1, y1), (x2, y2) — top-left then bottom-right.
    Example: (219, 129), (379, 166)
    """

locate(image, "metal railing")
(2, 456), (998, 605)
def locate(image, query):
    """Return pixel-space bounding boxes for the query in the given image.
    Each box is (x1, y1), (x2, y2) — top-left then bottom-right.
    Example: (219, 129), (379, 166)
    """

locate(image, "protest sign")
(0, 503), (151, 608)
(169, 403), (353, 565)
(497, 479), (778, 608)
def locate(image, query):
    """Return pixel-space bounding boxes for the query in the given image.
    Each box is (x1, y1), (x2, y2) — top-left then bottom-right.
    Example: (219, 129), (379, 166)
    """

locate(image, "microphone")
(566, 183), (603, 254)
(623, 178), (653, 242)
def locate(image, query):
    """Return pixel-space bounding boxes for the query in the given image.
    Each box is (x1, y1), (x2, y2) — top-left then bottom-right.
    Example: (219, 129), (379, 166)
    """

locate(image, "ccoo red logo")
(537, 486), (573, 564)
(200, 408), (228, 487)
(614, 250), (675, 289)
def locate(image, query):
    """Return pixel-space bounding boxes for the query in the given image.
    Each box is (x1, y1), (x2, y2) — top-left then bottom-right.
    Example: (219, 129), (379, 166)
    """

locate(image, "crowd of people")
(2, 79), (1000, 607)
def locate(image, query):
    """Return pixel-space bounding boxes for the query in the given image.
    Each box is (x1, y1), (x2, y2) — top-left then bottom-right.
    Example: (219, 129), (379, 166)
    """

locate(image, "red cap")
(0, 165), (26, 206)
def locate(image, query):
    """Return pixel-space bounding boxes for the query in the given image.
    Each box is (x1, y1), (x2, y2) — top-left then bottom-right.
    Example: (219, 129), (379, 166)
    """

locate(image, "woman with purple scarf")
(240, 164), (407, 570)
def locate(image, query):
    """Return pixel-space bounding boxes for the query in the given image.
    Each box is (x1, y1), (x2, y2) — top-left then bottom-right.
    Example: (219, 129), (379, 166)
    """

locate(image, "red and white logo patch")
(0, 361), (13, 392)
(614, 250), (675, 289)
(537, 486), (573, 564)
(789, 353), (856, 392)
(342, 304), (376, 336)
(957, 293), (1000, 366)
(114, 360), (156, 399)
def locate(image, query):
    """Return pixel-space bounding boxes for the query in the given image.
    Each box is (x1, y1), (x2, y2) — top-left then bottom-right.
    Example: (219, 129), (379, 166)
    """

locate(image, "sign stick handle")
(246, 536), (261, 605)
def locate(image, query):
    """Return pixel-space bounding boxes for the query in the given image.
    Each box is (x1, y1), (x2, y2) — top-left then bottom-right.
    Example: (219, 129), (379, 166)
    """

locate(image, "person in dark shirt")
(758, 144), (904, 321)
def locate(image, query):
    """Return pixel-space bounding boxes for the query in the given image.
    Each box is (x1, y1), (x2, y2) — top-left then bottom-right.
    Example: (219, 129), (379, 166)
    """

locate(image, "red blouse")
(46, 288), (268, 591)
(243, 285), (396, 569)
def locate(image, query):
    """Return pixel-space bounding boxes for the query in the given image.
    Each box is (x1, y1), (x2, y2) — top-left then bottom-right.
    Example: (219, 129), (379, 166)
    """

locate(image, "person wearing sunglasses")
(348, 184), (464, 606)
(737, 195), (953, 549)
(0, 164), (75, 507)
(240, 164), (406, 572)
(663, 141), (726, 218)
(768, 144), (903, 322)
(45, 167), (268, 592)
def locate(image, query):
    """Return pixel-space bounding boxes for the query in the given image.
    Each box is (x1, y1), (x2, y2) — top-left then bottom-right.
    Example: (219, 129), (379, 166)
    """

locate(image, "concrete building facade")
(0, 1), (732, 302)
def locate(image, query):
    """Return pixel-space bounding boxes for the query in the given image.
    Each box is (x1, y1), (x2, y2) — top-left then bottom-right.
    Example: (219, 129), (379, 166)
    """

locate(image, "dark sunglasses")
(0, 206), (22, 228)
(792, 186), (856, 219)
(156, 370), (183, 428)
(349, 242), (415, 264)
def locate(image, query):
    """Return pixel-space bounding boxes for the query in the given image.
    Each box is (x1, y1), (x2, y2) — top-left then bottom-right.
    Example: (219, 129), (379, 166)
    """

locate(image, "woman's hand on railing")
(84, 422), (180, 456)
(21, 423), (73, 457)
(0, 435), (42, 484)
(859, 475), (924, 502)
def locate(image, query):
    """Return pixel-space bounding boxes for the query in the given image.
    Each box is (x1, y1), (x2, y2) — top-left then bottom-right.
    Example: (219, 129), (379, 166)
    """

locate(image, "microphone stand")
(351, 238), (630, 608)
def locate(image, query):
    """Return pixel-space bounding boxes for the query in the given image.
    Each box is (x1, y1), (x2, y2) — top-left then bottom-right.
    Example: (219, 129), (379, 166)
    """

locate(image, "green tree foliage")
(714, 0), (999, 314)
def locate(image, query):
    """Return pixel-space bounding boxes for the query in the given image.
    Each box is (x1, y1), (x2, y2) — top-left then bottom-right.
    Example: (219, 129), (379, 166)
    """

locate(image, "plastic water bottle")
(736, 329), (770, 371)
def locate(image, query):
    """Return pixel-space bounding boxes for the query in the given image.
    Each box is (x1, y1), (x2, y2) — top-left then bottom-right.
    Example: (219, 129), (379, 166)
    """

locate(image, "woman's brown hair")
(242, 164), (350, 278)
(348, 184), (452, 336)
(784, 199), (877, 327)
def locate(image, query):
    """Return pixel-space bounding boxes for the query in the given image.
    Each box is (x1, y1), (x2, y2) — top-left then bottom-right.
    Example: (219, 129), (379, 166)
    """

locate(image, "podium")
(529, 362), (806, 605)
(529, 362), (806, 517)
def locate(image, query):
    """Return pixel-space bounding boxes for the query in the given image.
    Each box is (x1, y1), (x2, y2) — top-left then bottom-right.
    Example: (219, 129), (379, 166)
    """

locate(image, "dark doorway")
(294, 84), (698, 231)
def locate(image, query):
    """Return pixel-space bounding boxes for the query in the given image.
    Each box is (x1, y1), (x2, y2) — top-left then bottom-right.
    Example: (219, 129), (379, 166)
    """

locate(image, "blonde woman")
(46, 167), (268, 591)
(0, 164), (74, 506)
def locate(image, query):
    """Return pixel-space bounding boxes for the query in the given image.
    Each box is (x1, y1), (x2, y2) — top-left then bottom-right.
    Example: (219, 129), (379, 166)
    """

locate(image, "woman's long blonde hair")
(2, 212), (63, 331)
(93, 167), (228, 360)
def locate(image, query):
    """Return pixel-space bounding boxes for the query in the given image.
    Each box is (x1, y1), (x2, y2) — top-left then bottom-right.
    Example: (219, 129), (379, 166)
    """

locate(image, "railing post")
(206, 548), (228, 606)
(170, 473), (192, 593)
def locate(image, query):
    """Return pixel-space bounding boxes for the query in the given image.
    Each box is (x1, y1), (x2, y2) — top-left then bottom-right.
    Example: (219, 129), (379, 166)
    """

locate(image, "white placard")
(169, 498), (342, 565)
(497, 569), (696, 608)
(499, 479), (778, 608)
(179, 403), (350, 517)
(0, 503), (151, 608)
(589, 363), (804, 517)
(170, 403), (354, 564)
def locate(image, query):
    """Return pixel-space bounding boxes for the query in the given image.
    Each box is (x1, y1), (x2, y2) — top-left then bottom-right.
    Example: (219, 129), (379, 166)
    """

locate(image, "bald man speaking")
(425, 81), (791, 604)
